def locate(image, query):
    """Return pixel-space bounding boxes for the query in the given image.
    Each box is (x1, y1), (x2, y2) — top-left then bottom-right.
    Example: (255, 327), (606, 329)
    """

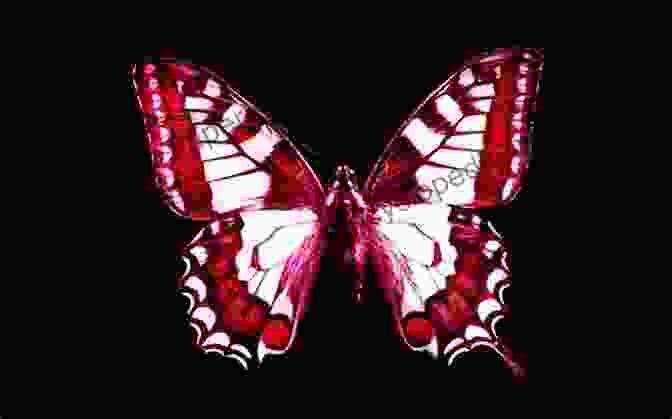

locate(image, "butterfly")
(130, 48), (544, 374)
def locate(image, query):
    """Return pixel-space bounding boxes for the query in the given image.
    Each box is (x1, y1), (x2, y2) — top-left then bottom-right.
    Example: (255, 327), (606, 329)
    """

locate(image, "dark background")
(121, 46), (547, 392)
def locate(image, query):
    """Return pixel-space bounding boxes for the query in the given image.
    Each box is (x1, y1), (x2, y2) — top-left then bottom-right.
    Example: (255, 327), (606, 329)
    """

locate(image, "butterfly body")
(322, 165), (369, 301)
(131, 48), (543, 373)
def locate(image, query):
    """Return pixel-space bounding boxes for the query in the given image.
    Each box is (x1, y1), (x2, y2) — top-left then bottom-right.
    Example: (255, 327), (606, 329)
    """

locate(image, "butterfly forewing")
(364, 48), (544, 209)
(131, 60), (324, 219)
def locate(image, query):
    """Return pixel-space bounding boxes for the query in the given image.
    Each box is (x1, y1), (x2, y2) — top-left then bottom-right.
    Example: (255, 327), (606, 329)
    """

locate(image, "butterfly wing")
(364, 48), (544, 374)
(364, 48), (544, 209)
(131, 60), (326, 367)
(370, 204), (520, 371)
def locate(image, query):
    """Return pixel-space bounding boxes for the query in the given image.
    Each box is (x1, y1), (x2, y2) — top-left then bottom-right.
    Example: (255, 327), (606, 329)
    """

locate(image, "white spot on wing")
(204, 156), (257, 182)
(471, 99), (492, 113)
(443, 337), (465, 355)
(189, 112), (208, 123)
(517, 78), (528, 93)
(270, 288), (294, 319)
(203, 332), (231, 348)
(403, 118), (445, 156)
(156, 168), (175, 188)
(447, 133), (484, 150)
(465, 325), (490, 340)
(203, 79), (221, 97)
(185, 96), (213, 111)
(456, 115), (487, 133)
(159, 127), (171, 142)
(487, 268), (508, 293)
(192, 306), (216, 331)
(485, 241), (501, 252)
(430, 149), (477, 169)
(195, 124), (228, 144)
(184, 276), (207, 302)
(241, 125), (281, 163)
(459, 69), (475, 86)
(376, 203), (451, 225)
(210, 171), (270, 213)
(477, 299), (502, 323)
(467, 84), (495, 98)
(511, 156), (521, 174)
(400, 283), (424, 318)
(416, 165), (477, 206)
(155, 146), (173, 165)
(253, 264), (283, 306)
(257, 340), (275, 363)
(377, 223), (435, 266)
(436, 95), (463, 125)
(377, 204), (456, 272)
(189, 246), (208, 266)
(255, 223), (314, 270)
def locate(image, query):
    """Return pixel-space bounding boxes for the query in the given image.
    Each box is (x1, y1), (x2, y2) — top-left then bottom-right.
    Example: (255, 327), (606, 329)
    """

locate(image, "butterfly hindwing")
(371, 204), (521, 372)
(179, 209), (323, 367)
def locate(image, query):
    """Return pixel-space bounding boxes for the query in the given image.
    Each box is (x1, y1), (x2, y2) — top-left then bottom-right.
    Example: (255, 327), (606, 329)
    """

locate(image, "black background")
(121, 46), (548, 394)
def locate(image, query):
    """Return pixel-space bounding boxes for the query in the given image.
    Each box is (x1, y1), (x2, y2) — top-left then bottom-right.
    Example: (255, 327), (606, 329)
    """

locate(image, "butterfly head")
(325, 164), (367, 222)
(332, 164), (357, 191)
